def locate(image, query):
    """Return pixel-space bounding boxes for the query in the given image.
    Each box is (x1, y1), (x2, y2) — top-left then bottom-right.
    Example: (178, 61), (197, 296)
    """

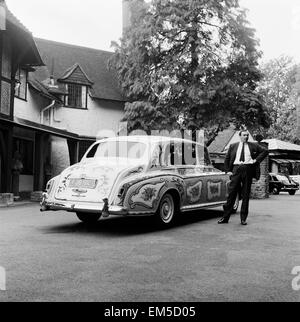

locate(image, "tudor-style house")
(13, 38), (126, 196)
(2, 0), (128, 198)
(0, 0), (44, 197)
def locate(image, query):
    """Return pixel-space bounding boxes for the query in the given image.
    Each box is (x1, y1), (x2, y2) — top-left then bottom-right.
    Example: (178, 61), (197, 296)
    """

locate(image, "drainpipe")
(53, 103), (62, 125)
(41, 100), (55, 125)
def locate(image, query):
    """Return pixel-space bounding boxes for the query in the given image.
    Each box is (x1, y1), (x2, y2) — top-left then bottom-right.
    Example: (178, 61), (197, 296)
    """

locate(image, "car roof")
(95, 136), (203, 145)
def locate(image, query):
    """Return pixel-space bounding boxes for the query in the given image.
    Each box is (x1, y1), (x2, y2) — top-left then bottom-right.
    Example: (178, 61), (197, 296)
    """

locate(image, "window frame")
(64, 83), (88, 109)
(0, 33), (14, 118)
(14, 68), (28, 101)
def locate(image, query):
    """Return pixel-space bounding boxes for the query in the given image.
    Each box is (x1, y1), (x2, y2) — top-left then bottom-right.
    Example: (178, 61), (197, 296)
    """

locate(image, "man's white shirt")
(234, 142), (255, 165)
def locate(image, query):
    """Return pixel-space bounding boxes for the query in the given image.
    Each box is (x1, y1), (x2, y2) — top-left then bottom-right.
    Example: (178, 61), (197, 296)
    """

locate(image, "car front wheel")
(76, 212), (101, 223)
(156, 193), (176, 227)
(289, 191), (296, 196)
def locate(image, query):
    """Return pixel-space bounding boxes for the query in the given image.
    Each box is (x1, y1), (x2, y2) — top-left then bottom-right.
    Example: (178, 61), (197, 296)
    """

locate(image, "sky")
(4, 0), (300, 63)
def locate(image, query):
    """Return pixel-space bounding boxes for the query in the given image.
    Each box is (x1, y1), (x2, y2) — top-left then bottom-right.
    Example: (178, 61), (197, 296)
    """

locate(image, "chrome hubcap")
(160, 196), (174, 223)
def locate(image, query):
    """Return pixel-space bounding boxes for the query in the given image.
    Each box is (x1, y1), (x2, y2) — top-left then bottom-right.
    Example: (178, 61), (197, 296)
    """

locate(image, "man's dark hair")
(239, 130), (249, 136)
(255, 134), (264, 142)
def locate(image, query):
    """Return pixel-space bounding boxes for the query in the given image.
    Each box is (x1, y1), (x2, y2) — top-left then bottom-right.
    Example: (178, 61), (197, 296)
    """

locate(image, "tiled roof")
(208, 126), (236, 153)
(263, 139), (300, 152)
(1, 2), (44, 67)
(28, 77), (60, 101)
(33, 38), (125, 102)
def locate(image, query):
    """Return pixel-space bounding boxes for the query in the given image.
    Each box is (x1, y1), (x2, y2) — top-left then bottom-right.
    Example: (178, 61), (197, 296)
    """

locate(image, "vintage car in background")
(269, 173), (299, 195)
(41, 136), (231, 227)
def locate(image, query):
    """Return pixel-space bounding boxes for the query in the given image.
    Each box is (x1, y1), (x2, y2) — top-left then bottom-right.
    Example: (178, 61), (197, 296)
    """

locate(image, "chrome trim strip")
(180, 201), (225, 212)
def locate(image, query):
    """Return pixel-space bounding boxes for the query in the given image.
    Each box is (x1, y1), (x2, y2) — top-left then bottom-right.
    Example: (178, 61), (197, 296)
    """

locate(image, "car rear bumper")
(40, 193), (128, 216)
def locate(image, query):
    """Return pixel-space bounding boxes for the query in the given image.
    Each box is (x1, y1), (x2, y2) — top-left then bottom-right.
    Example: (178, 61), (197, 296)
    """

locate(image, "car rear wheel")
(155, 193), (176, 227)
(289, 191), (296, 196)
(76, 212), (101, 223)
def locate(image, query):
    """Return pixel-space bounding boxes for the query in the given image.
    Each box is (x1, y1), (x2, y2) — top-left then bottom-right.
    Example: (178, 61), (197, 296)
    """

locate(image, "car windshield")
(86, 141), (147, 159)
(276, 175), (290, 182)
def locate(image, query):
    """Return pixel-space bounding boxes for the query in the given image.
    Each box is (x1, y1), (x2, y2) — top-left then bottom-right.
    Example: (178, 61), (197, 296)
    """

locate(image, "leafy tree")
(110, 0), (270, 145)
(257, 56), (300, 144)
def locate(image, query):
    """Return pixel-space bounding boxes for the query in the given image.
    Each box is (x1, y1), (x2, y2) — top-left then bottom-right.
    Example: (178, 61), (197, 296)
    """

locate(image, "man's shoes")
(241, 221), (248, 226)
(218, 218), (229, 224)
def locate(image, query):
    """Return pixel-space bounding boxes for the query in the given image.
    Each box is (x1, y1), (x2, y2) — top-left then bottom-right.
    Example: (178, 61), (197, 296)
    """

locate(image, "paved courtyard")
(0, 193), (300, 302)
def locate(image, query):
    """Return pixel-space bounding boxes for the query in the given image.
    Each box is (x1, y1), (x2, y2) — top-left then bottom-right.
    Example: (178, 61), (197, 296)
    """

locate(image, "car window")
(162, 141), (211, 166)
(185, 143), (211, 166)
(86, 141), (147, 159)
(162, 143), (182, 166)
(150, 145), (163, 168)
(276, 175), (289, 182)
(197, 145), (211, 166)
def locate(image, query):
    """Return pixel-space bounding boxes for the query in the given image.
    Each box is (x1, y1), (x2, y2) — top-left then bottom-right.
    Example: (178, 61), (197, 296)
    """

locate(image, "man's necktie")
(240, 143), (245, 162)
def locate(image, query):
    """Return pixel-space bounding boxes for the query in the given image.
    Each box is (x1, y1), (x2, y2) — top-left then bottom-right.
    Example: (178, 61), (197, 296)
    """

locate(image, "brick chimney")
(122, 0), (132, 33)
(0, 0), (6, 31)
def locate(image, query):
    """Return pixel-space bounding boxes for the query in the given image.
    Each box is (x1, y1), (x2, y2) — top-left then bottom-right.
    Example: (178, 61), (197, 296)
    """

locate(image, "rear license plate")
(69, 178), (97, 189)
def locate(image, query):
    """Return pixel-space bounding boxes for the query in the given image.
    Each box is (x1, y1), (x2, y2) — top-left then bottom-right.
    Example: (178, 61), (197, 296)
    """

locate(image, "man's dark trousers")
(223, 164), (255, 222)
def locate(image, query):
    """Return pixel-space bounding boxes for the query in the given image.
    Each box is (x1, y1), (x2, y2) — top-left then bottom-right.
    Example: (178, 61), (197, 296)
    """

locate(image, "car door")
(178, 142), (229, 211)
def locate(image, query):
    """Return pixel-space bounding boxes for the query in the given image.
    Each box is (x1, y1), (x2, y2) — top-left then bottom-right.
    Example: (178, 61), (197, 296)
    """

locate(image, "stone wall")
(251, 142), (269, 199)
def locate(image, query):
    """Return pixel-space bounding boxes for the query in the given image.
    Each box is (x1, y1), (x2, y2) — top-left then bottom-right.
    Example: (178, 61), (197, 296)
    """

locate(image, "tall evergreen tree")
(111, 0), (270, 144)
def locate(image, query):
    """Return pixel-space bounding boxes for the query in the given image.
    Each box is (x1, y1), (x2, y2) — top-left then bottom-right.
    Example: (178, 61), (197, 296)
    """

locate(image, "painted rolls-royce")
(41, 136), (231, 226)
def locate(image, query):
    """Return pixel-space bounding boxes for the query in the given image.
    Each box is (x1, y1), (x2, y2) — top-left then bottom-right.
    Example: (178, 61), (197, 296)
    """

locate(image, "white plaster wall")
(14, 86), (51, 124)
(53, 96), (125, 137)
(15, 88), (125, 137)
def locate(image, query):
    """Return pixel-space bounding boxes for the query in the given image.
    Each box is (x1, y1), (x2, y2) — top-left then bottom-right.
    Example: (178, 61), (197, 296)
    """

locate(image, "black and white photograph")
(1, 0), (300, 306)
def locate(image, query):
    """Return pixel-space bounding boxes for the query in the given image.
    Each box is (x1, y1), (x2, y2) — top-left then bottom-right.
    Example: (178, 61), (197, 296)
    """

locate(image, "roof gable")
(58, 63), (93, 86)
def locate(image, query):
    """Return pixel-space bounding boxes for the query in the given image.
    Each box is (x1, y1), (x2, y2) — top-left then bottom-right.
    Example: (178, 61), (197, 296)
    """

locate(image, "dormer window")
(57, 63), (93, 110)
(65, 83), (87, 109)
(15, 68), (28, 100)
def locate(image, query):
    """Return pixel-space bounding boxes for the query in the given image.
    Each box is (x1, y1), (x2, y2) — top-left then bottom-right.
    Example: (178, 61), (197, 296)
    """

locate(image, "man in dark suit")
(218, 130), (268, 225)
